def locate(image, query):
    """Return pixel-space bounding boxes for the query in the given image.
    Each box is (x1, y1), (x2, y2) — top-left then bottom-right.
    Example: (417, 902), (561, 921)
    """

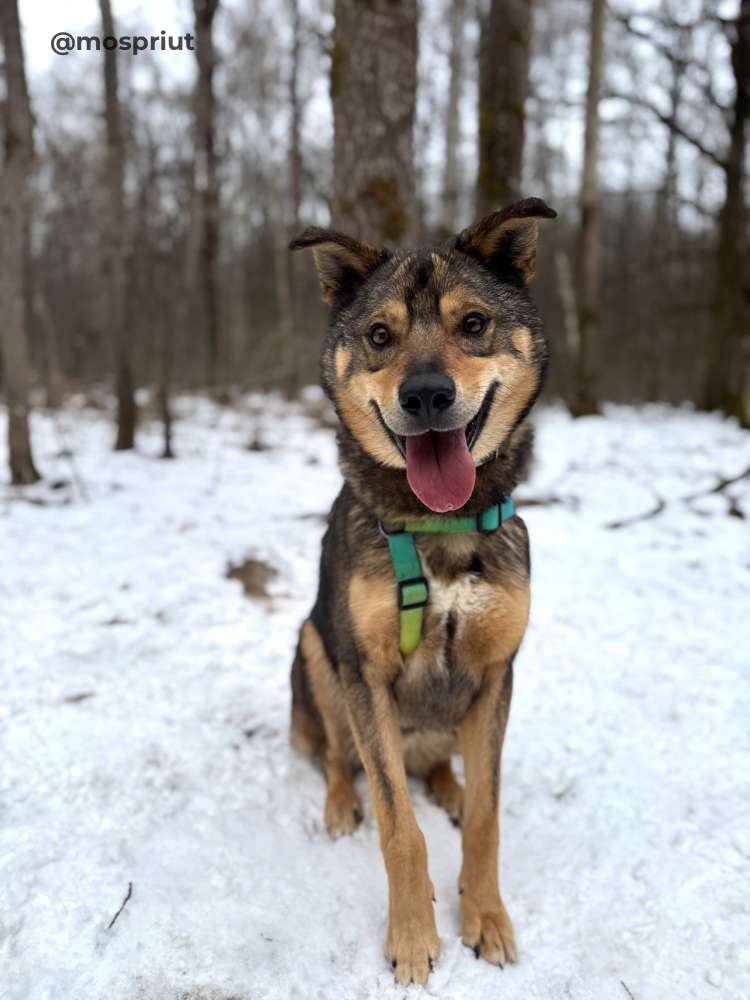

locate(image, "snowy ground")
(1, 393), (749, 1000)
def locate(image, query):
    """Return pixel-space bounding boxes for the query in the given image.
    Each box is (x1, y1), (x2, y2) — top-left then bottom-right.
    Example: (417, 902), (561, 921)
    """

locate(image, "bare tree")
(0, 0), (40, 483)
(99, 0), (136, 450)
(288, 0), (303, 233)
(331, 0), (418, 244)
(192, 0), (221, 386)
(286, 0), (305, 389)
(571, 0), (605, 417)
(441, 0), (467, 233)
(702, 1), (749, 425)
(476, 0), (533, 216)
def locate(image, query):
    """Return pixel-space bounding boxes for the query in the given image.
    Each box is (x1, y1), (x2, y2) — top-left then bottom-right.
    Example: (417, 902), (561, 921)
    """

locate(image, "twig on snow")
(606, 461), (750, 529)
(620, 980), (635, 1000)
(107, 881), (133, 929)
(516, 493), (581, 511)
(606, 495), (666, 529)
(681, 461), (750, 503)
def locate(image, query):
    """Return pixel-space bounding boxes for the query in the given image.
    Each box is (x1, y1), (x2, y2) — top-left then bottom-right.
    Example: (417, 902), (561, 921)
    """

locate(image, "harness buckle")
(398, 576), (429, 610)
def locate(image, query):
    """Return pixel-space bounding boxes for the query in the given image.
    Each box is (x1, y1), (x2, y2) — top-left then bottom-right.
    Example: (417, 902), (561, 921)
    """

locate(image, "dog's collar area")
(380, 497), (516, 656)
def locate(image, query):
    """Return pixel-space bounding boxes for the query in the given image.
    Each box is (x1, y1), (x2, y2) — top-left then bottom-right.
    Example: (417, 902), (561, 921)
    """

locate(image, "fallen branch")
(606, 495), (666, 529)
(682, 461), (750, 502)
(620, 980), (635, 1000)
(606, 462), (750, 529)
(107, 881), (133, 929)
(516, 493), (581, 511)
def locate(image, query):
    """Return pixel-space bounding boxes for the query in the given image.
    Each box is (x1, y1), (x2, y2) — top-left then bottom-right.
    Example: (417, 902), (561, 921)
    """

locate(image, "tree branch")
(606, 90), (727, 170)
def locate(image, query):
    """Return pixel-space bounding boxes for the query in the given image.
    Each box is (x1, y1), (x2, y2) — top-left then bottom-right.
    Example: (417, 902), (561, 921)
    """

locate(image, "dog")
(288, 197), (556, 985)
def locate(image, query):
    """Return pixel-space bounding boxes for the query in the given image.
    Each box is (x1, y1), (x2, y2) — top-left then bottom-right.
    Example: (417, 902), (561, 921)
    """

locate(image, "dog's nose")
(399, 372), (456, 421)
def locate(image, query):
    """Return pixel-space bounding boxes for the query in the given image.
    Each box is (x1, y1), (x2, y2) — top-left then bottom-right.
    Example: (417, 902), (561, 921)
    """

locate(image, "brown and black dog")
(288, 198), (556, 985)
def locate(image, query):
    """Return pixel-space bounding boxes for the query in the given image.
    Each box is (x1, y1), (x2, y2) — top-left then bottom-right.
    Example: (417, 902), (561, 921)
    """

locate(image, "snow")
(1, 394), (749, 1000)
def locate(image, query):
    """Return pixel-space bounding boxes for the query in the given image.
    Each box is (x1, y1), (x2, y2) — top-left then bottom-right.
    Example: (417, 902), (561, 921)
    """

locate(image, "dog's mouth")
(372, 382), (497, 513)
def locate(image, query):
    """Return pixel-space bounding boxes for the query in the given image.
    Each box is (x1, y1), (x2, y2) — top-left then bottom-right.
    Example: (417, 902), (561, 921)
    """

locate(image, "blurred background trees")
(0, 0), (748, 479)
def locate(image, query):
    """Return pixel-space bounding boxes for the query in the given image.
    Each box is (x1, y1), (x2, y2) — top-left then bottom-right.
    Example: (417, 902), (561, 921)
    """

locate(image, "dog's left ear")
(289, 226), (391, 306)
(455, 197), (557, 284)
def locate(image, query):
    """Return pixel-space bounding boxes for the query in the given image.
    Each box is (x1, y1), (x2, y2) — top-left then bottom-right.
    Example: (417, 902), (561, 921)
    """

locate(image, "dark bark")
(702, 1), (750, 425)
(441, 0), (466, 233)
(287, 0), (304, 390)
(570, 0), (605, 417)
(288, 0), (303, 233)
(192, 0), (221, 386)
(476, 0), (533, 217)
(331, 0), (418, 244)
(99, 0), (137, 450)
(34, 288), (64, 410)
(0, 0), (40, 483)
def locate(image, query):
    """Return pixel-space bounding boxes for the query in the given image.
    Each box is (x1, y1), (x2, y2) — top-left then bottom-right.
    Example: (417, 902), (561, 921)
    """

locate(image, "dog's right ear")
(289, 227), (391, 306)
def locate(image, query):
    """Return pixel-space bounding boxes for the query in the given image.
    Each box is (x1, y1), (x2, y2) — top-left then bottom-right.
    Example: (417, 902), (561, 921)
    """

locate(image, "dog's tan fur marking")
(472, 359), (538, 464)
(335, 378), (404, 468)
(438, 290), (495, 332)
(300, 620), (362, 837)
(427, 759), (464, 826)
(460, 216), (541, 284)
(348, 574), (401, 683)
(456, 581), (530, 672)
(374, 297), (410, 335)
(346, 574), (440, 983)
(311, 238), (383, 304)
(458, 662), (518, 965)
(511, 325), (533, 361)
(334, 345), (352, 382)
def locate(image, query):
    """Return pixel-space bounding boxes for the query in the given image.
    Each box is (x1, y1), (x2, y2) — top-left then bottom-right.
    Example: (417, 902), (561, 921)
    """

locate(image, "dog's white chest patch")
(424, 568), (494, 621)
(401, 569), (493, 680)
(397, 568), (489, 728)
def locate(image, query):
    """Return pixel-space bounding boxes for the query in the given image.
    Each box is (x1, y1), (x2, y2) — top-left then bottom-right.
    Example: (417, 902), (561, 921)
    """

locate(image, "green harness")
(381, 497), (516, 657)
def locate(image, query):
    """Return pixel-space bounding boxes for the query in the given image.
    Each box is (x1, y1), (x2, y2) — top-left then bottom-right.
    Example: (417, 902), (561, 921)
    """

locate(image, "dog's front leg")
(345, 676), (440, 985)
(458, 660), (518, 966)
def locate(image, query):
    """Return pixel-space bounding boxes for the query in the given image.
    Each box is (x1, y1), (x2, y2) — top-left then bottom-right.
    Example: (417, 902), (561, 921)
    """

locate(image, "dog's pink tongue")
(405, 430), (476, 513)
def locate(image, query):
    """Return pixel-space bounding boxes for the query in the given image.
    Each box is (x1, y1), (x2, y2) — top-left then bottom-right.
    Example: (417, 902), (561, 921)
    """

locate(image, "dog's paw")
(435, 781), (464, 828)
(461, 896), (517, 967)
(386, 914), (441, 985)
(427, 763), (464, 828)
(324, 784), (363, 838)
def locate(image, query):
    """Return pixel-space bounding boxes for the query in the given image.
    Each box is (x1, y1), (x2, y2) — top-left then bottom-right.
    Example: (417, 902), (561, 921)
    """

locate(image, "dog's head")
(291, 198), (556, 513)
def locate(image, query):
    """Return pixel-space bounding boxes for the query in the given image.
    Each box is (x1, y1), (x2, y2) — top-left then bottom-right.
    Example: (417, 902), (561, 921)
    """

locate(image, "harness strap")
(383, 498), (516, 657)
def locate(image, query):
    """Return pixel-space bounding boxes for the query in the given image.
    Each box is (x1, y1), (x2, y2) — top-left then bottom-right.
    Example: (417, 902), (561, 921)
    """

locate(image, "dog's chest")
(393, 567), (494, 730)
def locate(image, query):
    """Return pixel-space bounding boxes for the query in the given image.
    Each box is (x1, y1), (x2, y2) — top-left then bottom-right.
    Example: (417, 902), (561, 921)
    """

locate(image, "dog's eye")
(461, 313), (487, 336)
(368, 324), (391, 349)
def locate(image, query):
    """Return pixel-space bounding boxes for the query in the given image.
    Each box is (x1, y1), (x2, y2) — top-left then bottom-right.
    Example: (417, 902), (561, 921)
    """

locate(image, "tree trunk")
(34, 288), (64, 409)
(270, 192), (295, 392)
(441, 0), (466, 233)
(99, 0), (136, 450)
(331, 0), (418, 245)
(192, 0), (221, 388)
(287, 0), (305, 389)
(0, 0), (40, 484)
(702, 0), (749, 426)
(158, 281), (175, 459)
(571, 0), (605, 417)
(288, 0), (303, 233)
(476, 0), (533, 217)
